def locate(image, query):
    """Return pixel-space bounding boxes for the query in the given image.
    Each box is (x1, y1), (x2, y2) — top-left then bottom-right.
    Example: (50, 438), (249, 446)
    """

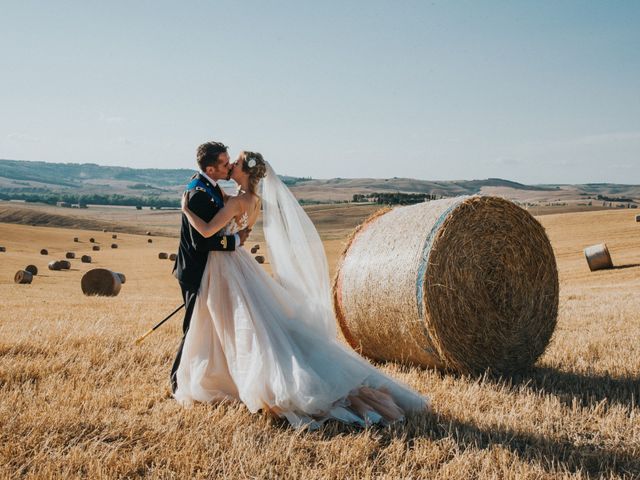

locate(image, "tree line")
(352, 192), (441, 205)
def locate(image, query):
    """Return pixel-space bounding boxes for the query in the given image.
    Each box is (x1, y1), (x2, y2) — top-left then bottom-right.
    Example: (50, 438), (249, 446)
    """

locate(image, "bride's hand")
(181, 191), (190, 213)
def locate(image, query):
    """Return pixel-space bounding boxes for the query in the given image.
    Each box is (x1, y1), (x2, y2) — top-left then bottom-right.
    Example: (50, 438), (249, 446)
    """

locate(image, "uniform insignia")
(195, 186), (206, 193)
(220, 236), (228, 249)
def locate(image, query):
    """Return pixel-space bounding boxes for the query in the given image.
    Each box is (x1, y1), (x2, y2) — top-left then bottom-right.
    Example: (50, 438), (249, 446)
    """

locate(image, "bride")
(174, 151), (430, 430)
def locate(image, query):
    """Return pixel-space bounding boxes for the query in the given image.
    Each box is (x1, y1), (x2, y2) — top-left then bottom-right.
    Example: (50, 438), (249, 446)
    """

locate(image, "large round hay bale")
(147, 239), (153, 243)
(92, 245), (100, 251)
(146, 231), (151, 236)
(48, 261), (62, 271)
(89, 238), (95, 243)
(66, 252), (75, 259)
(584, 243), (613, 271)
(255, 255), (265, 264)
(116, 272), (126, 284)
(112, 234), (117, 239)
(81, 255), (92, 263)
(102, 229), (107, 233)
(74, 237), (79, 242)
(158, 252), (168, 259)
(111, 243), (118, 249)
(14, 270), (33, 284)
(250, 247), (258, 254)
(636, 214), (640, 222)
(0, 246), (6, 252)
(40, 249), (48, 255)
(59, 260), (71, 270)
(25, 265), (38, 275)
(169, 253), (177, 261)
(81, 268), (122, 297)
(333, 195), (559, 374)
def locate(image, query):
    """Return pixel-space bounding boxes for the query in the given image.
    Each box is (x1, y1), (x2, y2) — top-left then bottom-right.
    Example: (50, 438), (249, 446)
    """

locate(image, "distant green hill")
(1, 158), (638, 206)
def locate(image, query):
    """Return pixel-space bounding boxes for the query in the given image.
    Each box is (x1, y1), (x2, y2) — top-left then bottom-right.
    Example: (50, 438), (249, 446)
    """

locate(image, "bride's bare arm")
(181, 192), (241, 238)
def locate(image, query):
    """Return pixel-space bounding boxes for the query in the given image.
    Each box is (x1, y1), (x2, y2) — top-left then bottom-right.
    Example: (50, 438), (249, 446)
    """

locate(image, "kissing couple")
(171, 141), (430, 430)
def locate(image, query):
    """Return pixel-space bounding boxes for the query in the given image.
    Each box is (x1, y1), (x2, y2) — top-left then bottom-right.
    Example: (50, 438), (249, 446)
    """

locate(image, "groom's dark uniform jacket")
(172, 173), (236, 288)
(170, 172), (237, 392)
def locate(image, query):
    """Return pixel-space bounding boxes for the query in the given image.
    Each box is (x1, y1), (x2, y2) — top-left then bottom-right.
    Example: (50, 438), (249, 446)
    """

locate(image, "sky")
(1, 1), (639, 184)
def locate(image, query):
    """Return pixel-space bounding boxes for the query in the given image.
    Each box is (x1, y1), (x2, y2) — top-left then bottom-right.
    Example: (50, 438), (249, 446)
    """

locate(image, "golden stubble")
(0, 205), (639, 479)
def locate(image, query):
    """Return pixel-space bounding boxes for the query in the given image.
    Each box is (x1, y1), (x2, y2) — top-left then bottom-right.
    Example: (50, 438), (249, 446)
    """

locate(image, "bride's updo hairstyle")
(242, 151), (267, 194)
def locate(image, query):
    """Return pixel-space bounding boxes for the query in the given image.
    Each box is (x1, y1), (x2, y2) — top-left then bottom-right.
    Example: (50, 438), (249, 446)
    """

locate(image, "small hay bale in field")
(169, 253), (177, 261)
(158, 252), (168, 259)
(25, 265), (38, 275)
(111, 243), (118, 249)
(253, 244), (260, 251)
(147, 239), (153, 243)
(92, 245), (100, 251)
(112, 234), (117, 239)
(48, 261), (62, 271)
(116, 273), (126, 284)
(89, 238), (95, 243)
(66, 252), (75, 259)
(333, 195), (559, 374)
(255, 255), (265, 264)
(636, 214), (640, 222)
(40, 249), (48, 255)
(0, 246), (5, 252)
(103, 229), (107, 233)
(14, 270), (33, 284)
(146, 231), (151, 236)
(59, 260), (71, 270)
(74, 237), (79, 242)
(250, 247), (258, 254)
(81, 268), (122, 297)
(584, 243), (613, 271)
(81, 255), (92, 263)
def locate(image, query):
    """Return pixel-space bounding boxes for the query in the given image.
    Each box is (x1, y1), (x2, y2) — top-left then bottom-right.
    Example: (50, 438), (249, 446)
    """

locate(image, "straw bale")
(146, 231), (151, 236)
(89, 238), (95, 243)
(81, 268), (122, 297)
(250, 247), (258, 254)
(0, 246), (5, 252)
(48, 261), (62, 271)
(333, 196), (559, 374)
(25, 265), (38, 275)
(111, 243), (118, 249)
(112, 234), (117, 239)
(74, 237), (79, 242)
(92, 246), (100, 251)
(59, 260), (71, 270)
(584, 243), (613, 271)
(66, 252), (75, 259)
(81, 255), (92, 263)
(40, 249), (48, 255)
(147, 239), (153, 243)
(169, 253), (177, 261)
(636, 214), (640, 222)
(14, 270), (33, 284)
(255, 255), (265, 264)
(158, 252), (168, 259)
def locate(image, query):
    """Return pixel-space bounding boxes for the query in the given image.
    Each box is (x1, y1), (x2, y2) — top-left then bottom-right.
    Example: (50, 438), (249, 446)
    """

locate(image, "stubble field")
(1, 204), (639, 479)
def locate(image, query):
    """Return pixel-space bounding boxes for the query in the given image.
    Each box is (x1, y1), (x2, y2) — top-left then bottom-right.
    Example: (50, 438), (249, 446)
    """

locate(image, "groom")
(170, 141), (250, 393)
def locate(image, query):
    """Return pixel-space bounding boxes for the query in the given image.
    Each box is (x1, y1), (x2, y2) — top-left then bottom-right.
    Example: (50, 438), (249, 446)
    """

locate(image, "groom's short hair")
(197, 141), (228, 170)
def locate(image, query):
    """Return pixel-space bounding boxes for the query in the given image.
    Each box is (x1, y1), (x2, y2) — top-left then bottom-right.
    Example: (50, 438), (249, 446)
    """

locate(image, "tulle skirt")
(173, 248), (430, 430)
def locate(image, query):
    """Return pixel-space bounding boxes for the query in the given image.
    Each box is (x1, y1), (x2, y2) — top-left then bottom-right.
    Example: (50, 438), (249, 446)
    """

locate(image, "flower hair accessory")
(247, 158), (257, 168)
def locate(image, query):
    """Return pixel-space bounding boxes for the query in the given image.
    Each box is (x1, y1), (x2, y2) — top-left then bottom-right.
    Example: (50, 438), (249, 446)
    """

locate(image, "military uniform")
(170, 172), (237, 393)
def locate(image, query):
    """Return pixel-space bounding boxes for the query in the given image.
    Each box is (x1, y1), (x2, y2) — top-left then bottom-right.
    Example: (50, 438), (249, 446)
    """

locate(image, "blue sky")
(1, 1), (639, 183)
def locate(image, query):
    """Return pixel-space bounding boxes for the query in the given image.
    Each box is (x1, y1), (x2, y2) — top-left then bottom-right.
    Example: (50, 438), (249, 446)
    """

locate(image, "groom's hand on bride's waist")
(238, 228), (251, 246)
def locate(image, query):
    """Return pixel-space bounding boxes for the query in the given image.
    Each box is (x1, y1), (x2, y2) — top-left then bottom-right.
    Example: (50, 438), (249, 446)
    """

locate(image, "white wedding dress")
(174, 165), (429, 430)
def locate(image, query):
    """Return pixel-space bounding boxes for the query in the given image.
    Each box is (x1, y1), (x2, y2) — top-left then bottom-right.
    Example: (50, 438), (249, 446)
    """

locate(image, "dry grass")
(1, 207), (639, 478)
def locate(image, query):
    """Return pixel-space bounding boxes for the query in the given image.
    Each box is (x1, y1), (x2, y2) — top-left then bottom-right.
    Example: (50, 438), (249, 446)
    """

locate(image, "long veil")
(260, 162), (337, 339)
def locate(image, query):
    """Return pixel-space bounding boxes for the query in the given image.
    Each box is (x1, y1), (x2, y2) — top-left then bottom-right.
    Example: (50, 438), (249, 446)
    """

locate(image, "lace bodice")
(224, 211), (249, 235)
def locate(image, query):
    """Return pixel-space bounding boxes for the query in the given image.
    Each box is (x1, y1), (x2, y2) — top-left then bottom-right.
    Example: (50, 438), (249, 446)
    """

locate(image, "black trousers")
(170, 281), (199, 393)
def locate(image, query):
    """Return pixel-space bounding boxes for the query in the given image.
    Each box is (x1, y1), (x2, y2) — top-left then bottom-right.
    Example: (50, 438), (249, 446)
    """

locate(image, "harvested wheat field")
(1, 206), (640, 479)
